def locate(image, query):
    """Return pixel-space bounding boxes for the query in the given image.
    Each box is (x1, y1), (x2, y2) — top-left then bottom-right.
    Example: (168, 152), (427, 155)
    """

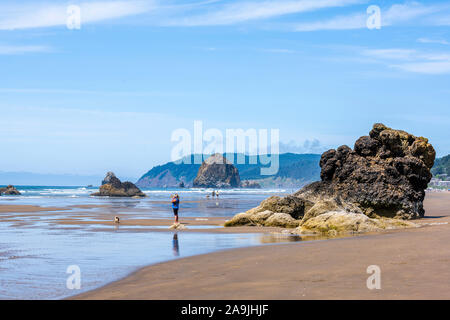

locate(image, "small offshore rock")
(92, 172), (146, 197)
(0, 185), (21, 195)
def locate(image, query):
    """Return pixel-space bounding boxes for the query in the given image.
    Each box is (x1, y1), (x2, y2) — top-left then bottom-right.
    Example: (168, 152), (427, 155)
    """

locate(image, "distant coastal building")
(438, 181), (450, 188)
(429, 178), (450, 188)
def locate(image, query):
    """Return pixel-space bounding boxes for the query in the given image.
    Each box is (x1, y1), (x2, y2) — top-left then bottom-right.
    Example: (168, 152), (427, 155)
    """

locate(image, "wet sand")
(73, 192), (450, 300)
(0, 204), (68, 213)
(0, 205), (284, 233)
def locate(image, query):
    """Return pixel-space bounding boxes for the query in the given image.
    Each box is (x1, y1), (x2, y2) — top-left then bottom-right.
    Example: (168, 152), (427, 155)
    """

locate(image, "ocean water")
(1, 186), (294, 217)
(0, 186), (301, 300)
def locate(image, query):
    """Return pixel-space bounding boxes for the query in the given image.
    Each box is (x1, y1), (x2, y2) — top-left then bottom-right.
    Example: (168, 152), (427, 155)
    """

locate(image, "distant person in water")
(171, 194), (180, 223)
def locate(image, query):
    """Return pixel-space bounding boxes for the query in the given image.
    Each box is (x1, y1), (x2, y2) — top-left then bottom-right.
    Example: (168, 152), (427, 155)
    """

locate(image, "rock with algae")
(299, 211), (417, 234)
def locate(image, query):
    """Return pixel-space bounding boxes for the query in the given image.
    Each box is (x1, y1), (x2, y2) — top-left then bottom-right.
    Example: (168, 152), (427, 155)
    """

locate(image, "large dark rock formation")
(0, 185), (21, 195)
(299, 123), (436, 219)
(225, 124), (436, 232)
(193, 154), (241, 188)
(91, 172), (146, 197)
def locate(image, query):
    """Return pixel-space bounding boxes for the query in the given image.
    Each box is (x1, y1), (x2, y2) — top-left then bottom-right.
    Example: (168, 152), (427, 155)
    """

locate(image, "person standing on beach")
(171, 194), (180, 224)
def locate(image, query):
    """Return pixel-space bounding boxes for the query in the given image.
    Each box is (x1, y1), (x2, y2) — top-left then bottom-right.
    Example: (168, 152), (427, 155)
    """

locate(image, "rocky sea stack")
(0, 185), (21, 195)
(91, 172), (146, 197)
(225, 124), (436, 234)
(193, 154), (241, 188)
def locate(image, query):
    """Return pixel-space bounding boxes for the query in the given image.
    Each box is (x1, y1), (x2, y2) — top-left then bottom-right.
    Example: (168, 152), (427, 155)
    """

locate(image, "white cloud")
(294, 1), (450, 31)
(1, 0), (450, 32)
(0, 45), (50, 54)
(362, 47), (450, 75)
(417, 38), (450, 45)
(279, 139), (329, 154)
(162, 0), (364, 26)
(0, 0), (366, 30)
(392, 60), (450, 74)
(382, 2), (442, 25)
(295, 13), (365, 31)
(362, 48), (416, 60)
(0, 1), (154, 30)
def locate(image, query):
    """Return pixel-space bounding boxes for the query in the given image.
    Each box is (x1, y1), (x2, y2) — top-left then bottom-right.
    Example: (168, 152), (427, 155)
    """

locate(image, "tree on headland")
(432, 154), (450, 176)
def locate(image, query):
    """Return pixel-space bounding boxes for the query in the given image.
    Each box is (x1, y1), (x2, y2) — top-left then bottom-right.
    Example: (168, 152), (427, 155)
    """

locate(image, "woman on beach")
(171, 194), (180, 224)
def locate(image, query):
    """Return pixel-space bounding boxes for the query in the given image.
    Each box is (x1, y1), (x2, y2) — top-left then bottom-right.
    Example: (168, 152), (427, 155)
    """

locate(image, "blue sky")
(1, 0), (450, 178)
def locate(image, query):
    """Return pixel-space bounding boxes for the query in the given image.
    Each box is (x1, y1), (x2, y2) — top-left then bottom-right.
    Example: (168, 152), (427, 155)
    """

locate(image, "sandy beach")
(1, 191), (449, 299)
(0, 203), (285, 234)
(69, 192), (450, 300)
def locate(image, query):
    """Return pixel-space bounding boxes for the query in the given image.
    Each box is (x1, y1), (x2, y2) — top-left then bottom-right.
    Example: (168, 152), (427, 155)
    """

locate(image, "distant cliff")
(136, 153), (321, 188)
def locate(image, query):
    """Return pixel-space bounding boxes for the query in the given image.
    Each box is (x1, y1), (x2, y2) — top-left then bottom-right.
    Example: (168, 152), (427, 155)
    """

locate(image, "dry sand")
(73, 192), (450, 300)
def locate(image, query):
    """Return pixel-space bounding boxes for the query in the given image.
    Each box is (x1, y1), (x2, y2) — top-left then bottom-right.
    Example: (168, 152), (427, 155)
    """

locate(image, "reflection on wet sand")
(108, 200), (140, 208)
(172, 233), (180, 256)
(259, 233), (302, 243)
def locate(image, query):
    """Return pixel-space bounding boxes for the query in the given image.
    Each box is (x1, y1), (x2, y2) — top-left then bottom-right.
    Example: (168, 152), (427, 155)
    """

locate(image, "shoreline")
(71, 192), (450, 299)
